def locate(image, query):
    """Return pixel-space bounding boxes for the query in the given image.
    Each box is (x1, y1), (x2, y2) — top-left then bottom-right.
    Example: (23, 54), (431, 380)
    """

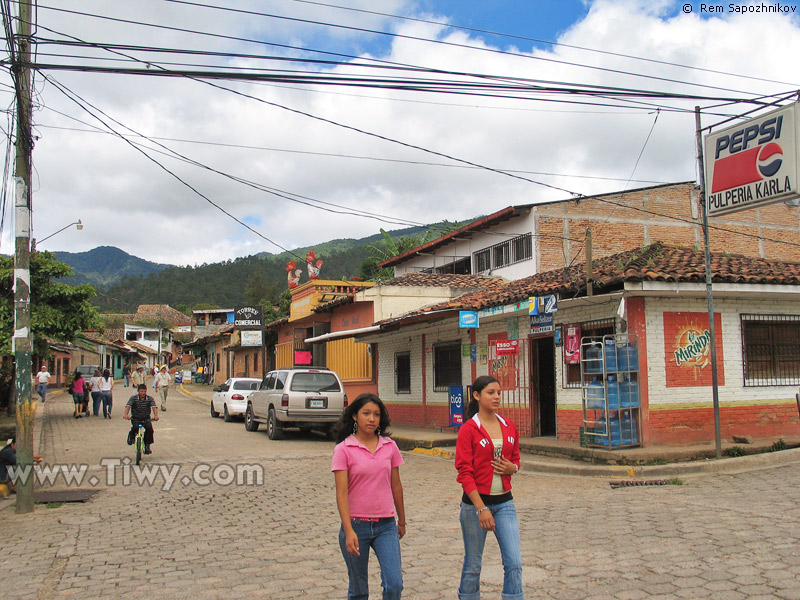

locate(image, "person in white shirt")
(154, 366), (172, 411)
(100, 369), (115, 418)
(34, 365), (51, 403)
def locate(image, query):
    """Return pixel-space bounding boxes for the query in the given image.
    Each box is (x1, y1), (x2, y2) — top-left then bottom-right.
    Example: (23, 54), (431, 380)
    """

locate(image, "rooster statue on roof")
(286, 261), (302, 289)
(306, 251), (323, 280)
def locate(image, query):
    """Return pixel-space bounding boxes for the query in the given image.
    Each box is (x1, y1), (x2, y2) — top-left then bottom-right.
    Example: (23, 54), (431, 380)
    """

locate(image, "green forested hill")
(73, 220), (469, 313)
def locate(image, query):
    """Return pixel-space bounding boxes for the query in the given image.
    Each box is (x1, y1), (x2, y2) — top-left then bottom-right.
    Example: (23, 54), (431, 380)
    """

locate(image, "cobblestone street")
(1, 389), (799, 599)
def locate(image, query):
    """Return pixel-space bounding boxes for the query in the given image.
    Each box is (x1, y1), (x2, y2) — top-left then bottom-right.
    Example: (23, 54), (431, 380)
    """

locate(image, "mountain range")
(53, 222), (459, 312)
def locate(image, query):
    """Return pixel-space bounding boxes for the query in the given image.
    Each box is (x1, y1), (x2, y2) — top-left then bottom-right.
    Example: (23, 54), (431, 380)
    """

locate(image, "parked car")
(211, 377), (261, 422)
(245, 368), (347, 440)
(76, 365), (101, 379)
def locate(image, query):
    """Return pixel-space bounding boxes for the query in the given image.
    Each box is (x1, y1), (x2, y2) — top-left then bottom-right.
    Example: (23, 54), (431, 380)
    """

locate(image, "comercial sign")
(495, 339), (520, 356)
(529, 313), (554, 335)
(449, 386), (464, 426)
(459, 311), (479, 328)
(234, 305), (264, 329)
(240, 330), (263, 347)
(705, 102), (799, 216)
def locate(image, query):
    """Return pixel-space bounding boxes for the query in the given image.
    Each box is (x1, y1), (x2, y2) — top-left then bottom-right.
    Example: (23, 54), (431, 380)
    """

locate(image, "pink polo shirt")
(331, 435), (404, 518)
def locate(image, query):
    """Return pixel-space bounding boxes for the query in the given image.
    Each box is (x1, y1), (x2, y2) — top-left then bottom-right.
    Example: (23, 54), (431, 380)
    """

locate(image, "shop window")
(741, 314), (800, 386)
(395, 352), (411, 394)
(433, 341), (462, 392)
(563, 319), (615, 388)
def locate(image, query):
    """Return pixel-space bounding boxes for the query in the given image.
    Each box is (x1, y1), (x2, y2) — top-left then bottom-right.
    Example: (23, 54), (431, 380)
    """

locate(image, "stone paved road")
(1, 388), (799, 599)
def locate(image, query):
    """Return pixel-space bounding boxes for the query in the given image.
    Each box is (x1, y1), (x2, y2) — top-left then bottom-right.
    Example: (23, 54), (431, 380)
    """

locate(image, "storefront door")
(529, 335), (556, 436)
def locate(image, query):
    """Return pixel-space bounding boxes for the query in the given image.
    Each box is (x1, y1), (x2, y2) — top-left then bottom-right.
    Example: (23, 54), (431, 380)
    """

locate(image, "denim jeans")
(36, 383), (47, 402)
(101, 391), (113, 417)
(339, 517), (403, 600)
(91, 392), (102, 416)
(459, 500), (524, 600)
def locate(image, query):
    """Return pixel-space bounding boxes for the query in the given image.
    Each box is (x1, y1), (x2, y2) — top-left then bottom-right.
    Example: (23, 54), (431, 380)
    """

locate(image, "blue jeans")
(101, 391), (113, 417)
(459, 500), (524, 600)
(339, 518), (403, 600)
(91, 392), (102, 416)
(36, 383), (47, 402)
(124, 374), (130, 387)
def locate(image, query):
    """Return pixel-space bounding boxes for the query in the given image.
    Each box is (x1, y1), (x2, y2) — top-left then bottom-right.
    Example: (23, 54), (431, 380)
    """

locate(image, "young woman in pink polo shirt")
(455, 375), (523, 600)
(332, 393), (406, 600)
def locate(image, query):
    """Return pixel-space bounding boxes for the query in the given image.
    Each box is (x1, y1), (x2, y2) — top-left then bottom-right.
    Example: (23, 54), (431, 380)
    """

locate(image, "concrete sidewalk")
(177, 382), (800, 478)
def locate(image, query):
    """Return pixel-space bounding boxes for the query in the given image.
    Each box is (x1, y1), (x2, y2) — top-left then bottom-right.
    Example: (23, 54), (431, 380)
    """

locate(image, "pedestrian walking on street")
(122, 363), (131, 387)
(124, 384), (159, 455)
(71, 370), (86, 419)
(89, 369), (103, 417)
(154, 365), (171, 411)
(332, 393), (406, 600)
(100, 369), (114, 418)
(131, 364), (146, 388)
(455, 375), (524, 600)
(34, 364), (51, 403)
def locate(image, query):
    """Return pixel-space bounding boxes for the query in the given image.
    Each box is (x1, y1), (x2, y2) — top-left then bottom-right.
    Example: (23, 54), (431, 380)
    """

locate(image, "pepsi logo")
(757, 142), (783, 178)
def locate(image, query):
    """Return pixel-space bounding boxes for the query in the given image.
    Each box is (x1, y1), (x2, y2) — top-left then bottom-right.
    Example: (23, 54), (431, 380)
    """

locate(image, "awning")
(304, 325), (381, 344)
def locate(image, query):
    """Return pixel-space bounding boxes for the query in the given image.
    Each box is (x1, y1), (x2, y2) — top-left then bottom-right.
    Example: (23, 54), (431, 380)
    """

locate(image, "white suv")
(245, 368), (347, 440)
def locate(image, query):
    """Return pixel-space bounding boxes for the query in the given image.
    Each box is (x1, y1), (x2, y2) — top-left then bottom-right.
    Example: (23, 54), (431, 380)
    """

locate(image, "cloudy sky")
(2, 0), (799, 265)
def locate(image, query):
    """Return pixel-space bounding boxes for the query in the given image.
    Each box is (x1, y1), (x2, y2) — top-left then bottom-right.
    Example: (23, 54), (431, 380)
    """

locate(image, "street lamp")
(33, 219), (83, 250)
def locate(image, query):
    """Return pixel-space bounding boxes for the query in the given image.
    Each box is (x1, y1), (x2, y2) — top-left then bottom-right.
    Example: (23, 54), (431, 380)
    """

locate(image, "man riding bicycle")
(124, 384), (159, 455)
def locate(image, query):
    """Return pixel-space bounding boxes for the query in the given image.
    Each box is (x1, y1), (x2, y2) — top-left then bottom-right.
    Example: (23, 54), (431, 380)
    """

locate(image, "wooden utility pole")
(12, 0), (35, 513)
(585, 228), (593, 296)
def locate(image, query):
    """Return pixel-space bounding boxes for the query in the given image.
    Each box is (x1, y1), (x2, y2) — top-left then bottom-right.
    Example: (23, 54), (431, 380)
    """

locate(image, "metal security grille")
(472, 233), (533, 272)
(563, 319), (615, 388)
(433, 342), (462, 392)
(741, 314), (800, 386)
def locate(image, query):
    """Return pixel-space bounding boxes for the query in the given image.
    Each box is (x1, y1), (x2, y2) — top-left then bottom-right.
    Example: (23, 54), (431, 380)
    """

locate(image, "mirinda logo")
(711, 116), (784, 194)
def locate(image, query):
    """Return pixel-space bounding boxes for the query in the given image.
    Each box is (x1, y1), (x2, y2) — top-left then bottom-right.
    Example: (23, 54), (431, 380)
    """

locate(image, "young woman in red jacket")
(455, 375), (524, 600)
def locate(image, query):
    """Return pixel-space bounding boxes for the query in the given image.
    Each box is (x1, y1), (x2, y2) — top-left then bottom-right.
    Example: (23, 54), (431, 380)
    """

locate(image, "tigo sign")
(705, 102), (799, 216)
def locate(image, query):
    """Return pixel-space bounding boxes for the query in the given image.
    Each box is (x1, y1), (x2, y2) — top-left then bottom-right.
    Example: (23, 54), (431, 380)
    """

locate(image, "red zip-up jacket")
(455, 413), (521, 496)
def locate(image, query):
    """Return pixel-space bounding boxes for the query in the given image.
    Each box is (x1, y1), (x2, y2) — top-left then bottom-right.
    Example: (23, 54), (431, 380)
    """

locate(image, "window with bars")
(563, 318), (616, 387)
(433, 341), (462, 392)
(395, 352), (411, 394)
(741, 314), (800, 386)
(472, 233), (533, 273)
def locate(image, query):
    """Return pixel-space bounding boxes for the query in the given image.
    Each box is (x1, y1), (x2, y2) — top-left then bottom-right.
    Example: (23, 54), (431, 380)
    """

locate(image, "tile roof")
(135, 304), (192, 325)
(377, 243), (800, 325)
(379, 272), (506, 288)
(121, 340), (158, 355)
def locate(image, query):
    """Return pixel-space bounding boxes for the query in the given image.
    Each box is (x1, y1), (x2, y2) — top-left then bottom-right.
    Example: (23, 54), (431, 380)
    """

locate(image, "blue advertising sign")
(449, 385), (464, 426)
(459, 311), (479, 328)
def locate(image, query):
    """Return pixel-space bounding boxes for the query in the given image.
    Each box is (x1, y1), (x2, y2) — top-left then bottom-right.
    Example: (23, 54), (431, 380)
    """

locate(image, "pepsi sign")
(705, 103), (799, 216)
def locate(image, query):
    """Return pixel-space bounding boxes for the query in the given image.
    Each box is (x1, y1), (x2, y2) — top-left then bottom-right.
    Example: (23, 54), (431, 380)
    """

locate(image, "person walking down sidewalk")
(131, 365), (146, 388)
(34, 365), (51, 403)
(71, 370), (86, 419)
(154, 366), (171, 412)
(122, 363), (131, 387)
(332, 393), (406, 600)
(455, 375), (524, 600)
(100, 369), (114, 418)
(89, 369), (103, 417)
(124, 385), (159, 455)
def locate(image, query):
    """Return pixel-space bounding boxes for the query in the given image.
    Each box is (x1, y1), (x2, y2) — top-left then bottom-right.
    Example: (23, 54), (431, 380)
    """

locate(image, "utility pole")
(12, 0), (35, 514)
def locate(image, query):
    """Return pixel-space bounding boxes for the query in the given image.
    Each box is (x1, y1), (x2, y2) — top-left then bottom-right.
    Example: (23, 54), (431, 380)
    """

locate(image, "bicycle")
(134, 423), (145, 466)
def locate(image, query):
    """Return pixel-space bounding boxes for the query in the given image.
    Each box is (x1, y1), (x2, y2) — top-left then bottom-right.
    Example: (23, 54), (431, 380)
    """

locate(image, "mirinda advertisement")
(663, 312), (725, 388)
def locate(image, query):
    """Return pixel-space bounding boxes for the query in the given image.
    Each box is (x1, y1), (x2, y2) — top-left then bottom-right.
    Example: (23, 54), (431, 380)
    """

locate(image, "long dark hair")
(466, 375), (500, 419)
(102, 369), (111, 381)
(333, 393), (392, 444)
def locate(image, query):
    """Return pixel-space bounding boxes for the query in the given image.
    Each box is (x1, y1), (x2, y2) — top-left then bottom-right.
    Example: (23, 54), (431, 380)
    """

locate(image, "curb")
(407, 443), (800, 479)
(178, 384), (210, 404)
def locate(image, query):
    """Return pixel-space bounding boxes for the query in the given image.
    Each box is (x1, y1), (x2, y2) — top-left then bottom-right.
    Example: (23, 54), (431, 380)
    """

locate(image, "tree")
(0, 251), (99, 358)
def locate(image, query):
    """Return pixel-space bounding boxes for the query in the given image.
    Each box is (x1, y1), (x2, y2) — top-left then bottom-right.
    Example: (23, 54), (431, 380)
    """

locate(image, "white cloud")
(4, 0), (800, 264)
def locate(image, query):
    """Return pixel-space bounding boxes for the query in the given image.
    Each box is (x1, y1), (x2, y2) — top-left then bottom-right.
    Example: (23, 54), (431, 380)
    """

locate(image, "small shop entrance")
(529, 335), (556, 436)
